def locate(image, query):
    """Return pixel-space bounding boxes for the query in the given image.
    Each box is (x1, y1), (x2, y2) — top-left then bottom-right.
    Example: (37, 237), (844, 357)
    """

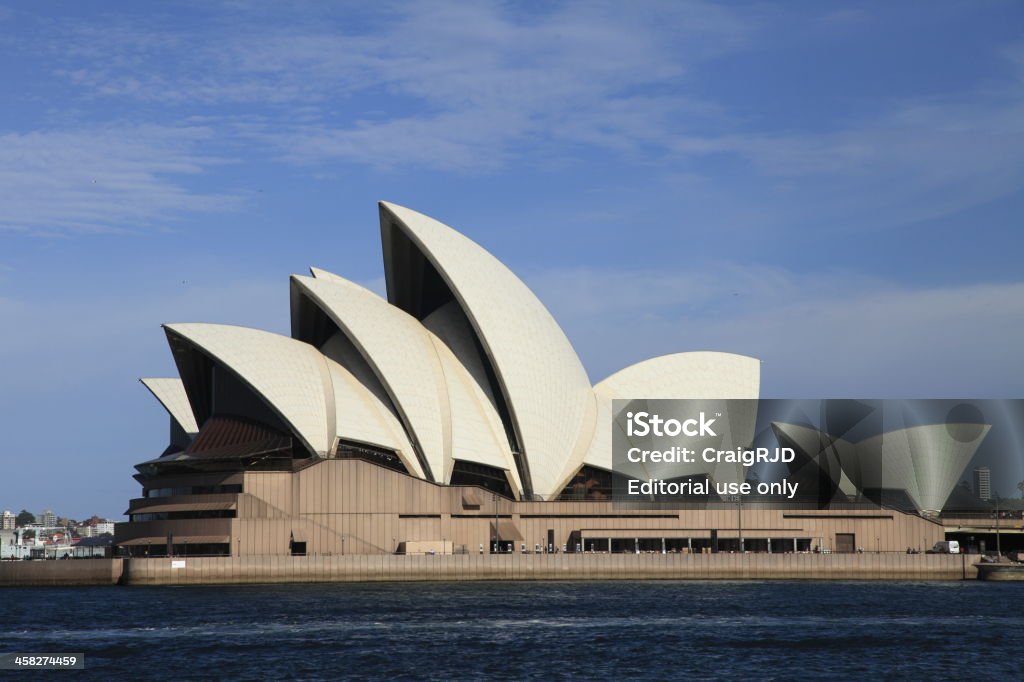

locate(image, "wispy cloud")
(667, 85), (1024, 231)
(7, 3), (1024, 236)
(253, 1), (748, 170)
(0, 125), (240, 234)
(32, 1), (749, 171)
(528, 266), (1024, 397)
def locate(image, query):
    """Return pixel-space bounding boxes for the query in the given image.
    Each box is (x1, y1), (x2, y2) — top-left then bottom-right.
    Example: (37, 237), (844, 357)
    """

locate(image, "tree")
(15, 510), (35, 527)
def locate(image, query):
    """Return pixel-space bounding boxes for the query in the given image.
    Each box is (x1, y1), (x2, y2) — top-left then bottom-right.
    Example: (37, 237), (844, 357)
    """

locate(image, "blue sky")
(1, 1), (1023, 518)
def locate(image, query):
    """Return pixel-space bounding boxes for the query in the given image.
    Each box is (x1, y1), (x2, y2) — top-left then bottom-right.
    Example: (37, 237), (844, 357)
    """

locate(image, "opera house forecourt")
(108, 202), (994, 583)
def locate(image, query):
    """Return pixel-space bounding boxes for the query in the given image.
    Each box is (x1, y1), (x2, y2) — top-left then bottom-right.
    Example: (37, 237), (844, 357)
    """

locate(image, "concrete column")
(793, 538), (798, 553)
(767, 538), (772, 554)
(661, 538), (666, 554)
(608, 538), (612, 553)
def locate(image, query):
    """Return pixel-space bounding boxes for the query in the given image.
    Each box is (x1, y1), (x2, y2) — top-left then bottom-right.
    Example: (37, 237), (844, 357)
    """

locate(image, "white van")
(928, 540), (960, 554)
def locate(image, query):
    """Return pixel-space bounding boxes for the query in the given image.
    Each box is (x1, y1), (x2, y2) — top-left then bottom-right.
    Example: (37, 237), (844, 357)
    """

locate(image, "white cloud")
(666, 88), (1024, 231)
(526, 266), (1024, 397)
(261, 1), (747, 169)
(32, 1), (749, 171)
(0, 126), (240, 234)
(12, 5), (1024, 232)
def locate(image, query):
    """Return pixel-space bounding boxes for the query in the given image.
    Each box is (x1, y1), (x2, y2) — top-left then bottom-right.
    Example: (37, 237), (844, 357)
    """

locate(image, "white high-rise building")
(1, 511), (14, 530)
(974, 467), (992, 501)
(84, 522), (115, 537)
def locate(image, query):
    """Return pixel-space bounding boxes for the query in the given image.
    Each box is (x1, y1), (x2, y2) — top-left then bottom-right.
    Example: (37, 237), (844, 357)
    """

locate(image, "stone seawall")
(0, 554), (979, 586)
(121, 553), (977, 585)
(0, 559), (123, 586)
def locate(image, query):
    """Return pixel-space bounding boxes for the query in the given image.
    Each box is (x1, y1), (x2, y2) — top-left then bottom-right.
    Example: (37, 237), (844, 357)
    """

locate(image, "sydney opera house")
(115, 203), (979, 558)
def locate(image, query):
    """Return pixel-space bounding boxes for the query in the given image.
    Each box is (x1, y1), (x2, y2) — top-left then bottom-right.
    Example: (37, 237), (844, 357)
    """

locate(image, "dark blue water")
(2, 581), (1022, 680)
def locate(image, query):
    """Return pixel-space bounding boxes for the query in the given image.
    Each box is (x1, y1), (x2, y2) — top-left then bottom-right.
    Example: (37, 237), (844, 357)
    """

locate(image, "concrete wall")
(0, 554), (980, 586)
(119, 460), (949, 559)
(0, 560), (123, 587)
(122, 553), (977, 585)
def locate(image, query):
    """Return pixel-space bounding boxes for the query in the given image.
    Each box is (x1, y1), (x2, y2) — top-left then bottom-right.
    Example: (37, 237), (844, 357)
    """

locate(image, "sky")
(1, 1), (1023, 518)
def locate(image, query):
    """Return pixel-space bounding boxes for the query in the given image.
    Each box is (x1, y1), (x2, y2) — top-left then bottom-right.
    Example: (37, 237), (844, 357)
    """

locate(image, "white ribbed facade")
(142, 202), (763, 500)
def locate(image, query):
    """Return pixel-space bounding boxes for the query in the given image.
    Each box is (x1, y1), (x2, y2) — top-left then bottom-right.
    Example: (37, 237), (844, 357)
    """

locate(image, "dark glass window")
(123, 543), (230, 558)
(130, 510), (237, 522)
(449, 460), (514, 498)
(144, 484), (243, 498)
(335, 440), (408, 473)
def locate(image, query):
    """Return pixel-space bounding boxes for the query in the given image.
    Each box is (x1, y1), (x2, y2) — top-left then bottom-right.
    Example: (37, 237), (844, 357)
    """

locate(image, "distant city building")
(974, 467), (992, 501)
(83, 522), (115, 537)
(1, 511), (14, 530)
(1, 529), (34, 560)
(40, 509), (56, 527)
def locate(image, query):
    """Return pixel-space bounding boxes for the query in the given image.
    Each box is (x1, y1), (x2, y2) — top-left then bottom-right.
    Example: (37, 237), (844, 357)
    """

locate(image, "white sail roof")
(851, 424), (989, 514)
(324, 359), (424, 479)
(291, 274), (451, 482)
(771, 422), (858, 498)
(164, 323), (336, 457)
(381, 202), (595, 498)
(430, 335), (523, 497)
(140, 377), (199, 435)
(294, 273), (523, 493)
(770, 422), (988, 513)
(563, 352), (761, 487)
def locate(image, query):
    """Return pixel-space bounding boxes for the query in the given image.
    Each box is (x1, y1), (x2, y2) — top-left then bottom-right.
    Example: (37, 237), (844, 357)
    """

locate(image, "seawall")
(120, 553), (977, 585)
(1, 554), (979, 586)
(0, 559), (123, 586)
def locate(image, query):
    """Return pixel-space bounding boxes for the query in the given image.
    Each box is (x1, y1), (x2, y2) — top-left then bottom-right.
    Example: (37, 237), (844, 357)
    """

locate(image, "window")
(130, 510), (237, 522)
(144, 484), (242, 498)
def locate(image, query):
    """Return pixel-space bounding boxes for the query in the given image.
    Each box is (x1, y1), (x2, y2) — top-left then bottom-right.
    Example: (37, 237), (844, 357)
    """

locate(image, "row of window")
(143, 484), (243, 498)
(129, 510), (237, 522)
(120, 543), (230, 558)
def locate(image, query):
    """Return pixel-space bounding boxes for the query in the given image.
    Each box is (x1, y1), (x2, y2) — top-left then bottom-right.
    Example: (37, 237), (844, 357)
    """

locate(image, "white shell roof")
(430, 335), (523, 497)
(423, 301), (500, 411)
(596, 351), (761, 399)
(292, 274), (451, 482)
(325, 358), (424, 479)
(849, 424), (989, 514)
(164, 323), (336, 457)
(143, 204), (771, 499)
(294, 273), (523, 493)
(140, 377), (199, 435)
(381, 202), (595, 498)
(771, 422), (988, 513)
(309, 266), (349, 284)
(771, 422), (858, 497)
(563, 352), (761, 487)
